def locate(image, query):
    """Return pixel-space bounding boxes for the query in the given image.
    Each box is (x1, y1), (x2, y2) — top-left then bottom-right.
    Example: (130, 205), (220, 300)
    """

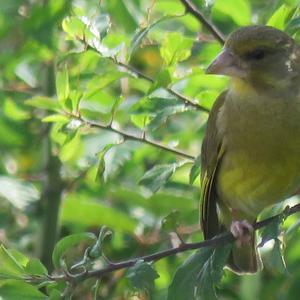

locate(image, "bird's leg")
(230, 208), (254, 247)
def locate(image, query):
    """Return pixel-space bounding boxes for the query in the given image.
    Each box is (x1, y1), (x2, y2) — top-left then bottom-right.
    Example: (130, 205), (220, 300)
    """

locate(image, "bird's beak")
(206, 48), (247, 78)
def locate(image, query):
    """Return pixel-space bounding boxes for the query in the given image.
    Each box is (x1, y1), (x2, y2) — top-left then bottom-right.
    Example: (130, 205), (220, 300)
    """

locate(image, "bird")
(201, 25), (300, 274)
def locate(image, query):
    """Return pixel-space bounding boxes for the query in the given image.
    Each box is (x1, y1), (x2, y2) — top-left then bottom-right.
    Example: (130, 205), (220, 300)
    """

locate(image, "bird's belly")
(217, 150), (300, 217)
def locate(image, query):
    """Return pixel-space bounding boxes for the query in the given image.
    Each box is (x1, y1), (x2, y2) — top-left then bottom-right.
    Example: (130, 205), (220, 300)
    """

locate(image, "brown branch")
(179, 0), (225, 44)
(84, 45), (209, 113)
(71, 114), (196, 160)
(115, 60), (209, 112)
(49, 203), (300, 283)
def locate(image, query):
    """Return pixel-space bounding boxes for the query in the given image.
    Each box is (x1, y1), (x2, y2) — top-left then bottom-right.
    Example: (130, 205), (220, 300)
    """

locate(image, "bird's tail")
(227, 231), (262, 274)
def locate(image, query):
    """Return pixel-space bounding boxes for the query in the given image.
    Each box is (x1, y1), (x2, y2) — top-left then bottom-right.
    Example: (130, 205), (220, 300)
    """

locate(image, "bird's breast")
(217, 89), (300, 216)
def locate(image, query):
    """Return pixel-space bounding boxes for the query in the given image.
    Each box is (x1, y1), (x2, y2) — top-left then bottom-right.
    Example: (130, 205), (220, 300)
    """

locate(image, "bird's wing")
(200, 91), (227, 239)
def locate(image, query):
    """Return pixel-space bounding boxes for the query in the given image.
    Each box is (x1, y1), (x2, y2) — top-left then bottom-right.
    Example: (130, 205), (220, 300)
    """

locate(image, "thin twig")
(48, 203), (300, 283)
(71, 114), (196, 160)
(115, 59), (209, 112)
(179, 0), (225, 44)
(85, 45), (209, 113)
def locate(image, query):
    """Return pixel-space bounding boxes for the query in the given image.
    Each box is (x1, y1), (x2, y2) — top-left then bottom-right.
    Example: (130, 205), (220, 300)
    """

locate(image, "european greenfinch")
(201, 25), (300, 274)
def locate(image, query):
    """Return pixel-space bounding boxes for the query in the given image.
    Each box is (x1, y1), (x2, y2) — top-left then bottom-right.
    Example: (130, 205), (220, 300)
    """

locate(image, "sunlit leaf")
(160, 32), (194, 66)
(25, 96), (60, 111)
(42, 114), (70, 123)
(56, 65), (70, 104)
(267, 5), (293, 30)
(59, 130), (81, 162)
(213, 0), (251, 26)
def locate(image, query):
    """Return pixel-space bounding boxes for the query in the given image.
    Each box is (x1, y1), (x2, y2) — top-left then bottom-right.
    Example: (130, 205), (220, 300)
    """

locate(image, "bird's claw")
(230, 220), (253, 247)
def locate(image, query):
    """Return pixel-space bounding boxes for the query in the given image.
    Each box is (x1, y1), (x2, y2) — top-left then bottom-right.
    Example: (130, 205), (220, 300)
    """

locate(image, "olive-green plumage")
(201, 25), (300, 274)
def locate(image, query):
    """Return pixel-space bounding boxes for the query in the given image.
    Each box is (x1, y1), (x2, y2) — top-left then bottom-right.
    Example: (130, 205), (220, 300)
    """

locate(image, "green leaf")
(127, 260), (159, 291)
(189, 154), (201, 184)
(25, 96), (60, 111)
(62, 15), (115, 57)
(56, 65), (70, 103)
(259, 208), (288, 247)
(161, 210), (180, 232)
(25, 259), (48, 276)
(131, 97), (187, 130)
(286, 16), (300, 34)
(62, 16), (87, 40)
(61, 197), (137, 233)
(59, 129), (81, 162)
(160, 32), (193, 66)
(139, 163), (178, 193)
(96, 143), (120, 183)
(132, 97), (183, 115)
(265, 239), (287, 275)
(168, 248), (212, 300)
(4, 98), (30, 121)
(85, 71), (127, 99)
(106, 0), (138, 33)
(213, 0), (251, 26)
(130, 15), (178, 56)
(48, 289), (62, 300)
(42, 114), (70, 123)
(0, 280), (47, 300)
(267, 4), (293, 30)
(259, 210), (288, 274)
(167, 244), (231, 300)
(147, 108), (186, 131)
(70, 90), (83, 113)
(94, 13), (111, 40)
(148, 68), (172, 95)
(111, 95), (124, 116)
(0, 245), (25, 278)
(52, 233), (97, 269)
(197, 244), (232, 299)
(89, 226), (113, 259)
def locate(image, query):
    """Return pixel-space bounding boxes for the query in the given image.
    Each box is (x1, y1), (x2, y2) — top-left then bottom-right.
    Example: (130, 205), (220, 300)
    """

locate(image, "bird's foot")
(230, 220), (253, 247)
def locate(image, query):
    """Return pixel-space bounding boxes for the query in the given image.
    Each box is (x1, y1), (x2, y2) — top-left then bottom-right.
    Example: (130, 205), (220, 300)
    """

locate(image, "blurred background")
(1, 0), (300, 299)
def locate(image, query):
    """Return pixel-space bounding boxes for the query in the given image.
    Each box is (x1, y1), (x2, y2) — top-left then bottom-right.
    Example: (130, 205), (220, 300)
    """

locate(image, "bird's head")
(206, 25), (300, 91)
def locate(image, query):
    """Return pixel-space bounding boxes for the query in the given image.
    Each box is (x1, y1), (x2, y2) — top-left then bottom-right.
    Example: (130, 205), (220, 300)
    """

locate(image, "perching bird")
(201, 25), (300, 274)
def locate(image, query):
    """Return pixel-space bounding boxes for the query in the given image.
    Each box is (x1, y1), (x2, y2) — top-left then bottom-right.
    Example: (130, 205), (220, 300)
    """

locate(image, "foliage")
(1, 0), (300, 299)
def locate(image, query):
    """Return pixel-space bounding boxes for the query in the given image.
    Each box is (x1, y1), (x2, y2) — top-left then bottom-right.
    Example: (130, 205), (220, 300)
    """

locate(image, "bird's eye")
(247, 48), (265, 60)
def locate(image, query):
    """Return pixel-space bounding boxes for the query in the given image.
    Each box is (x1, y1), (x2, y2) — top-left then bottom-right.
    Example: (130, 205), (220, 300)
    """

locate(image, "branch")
(115, 60), (209, 113)
(179, 0), (225, 44)
(85, 45), (209, 113)
(49, 203), (300, 283)
(71, 113), (196, 160)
